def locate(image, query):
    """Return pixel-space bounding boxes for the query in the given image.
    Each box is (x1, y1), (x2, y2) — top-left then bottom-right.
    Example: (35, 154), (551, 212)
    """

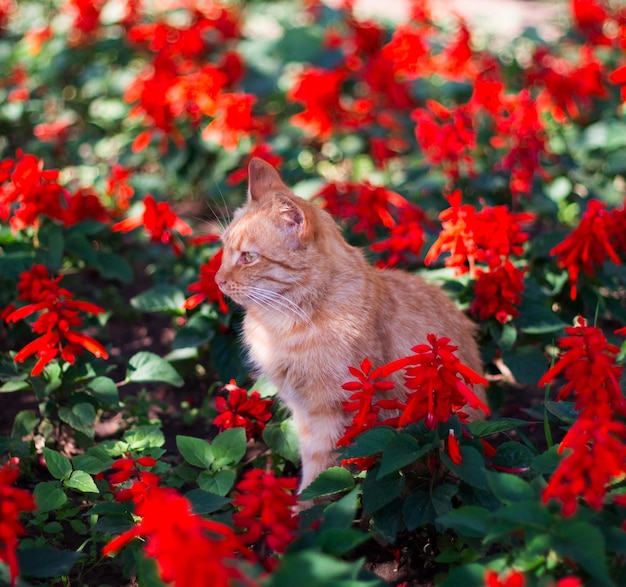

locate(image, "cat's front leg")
(292, 407), (347, 493)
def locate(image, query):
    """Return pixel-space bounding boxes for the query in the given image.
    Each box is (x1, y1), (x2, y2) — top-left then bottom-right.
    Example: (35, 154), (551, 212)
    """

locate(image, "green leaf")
(72, 453), (111, 475)
(468, 418), (533, 438)
(485, 471), (535, 504)
(64, 470), (99, 493)
(550, 520), (613, 586)
(437, 506), (491, 539)
(86, 376), (119, 407)
(209, 333), (249, 383)
(439, 563), (487, 587)
(18, 547), (84, 579)
(58, 403), (96, 438)
(545, 400), (578, 424)
(441, 446), (488, 490)
(263, 419), (301, 465)
(403, 490), (435, 530)
(185, 489), (231, 514)
(517, 301), (568, 334)
(339, 426), (396, 459)
(39, 223), (64, 270)
(12, 410), (39, 438)
(93, 251), (133, 283)
(33, 481), (67, 513)
(531, 446), (563, 475)
(501, 345), (550, 385)
(491, 441), (535, 472)
(265, 550), (383, 587)
(131, 284), (186, 313)
(173, 314), (215, 349)
(362, 468), (405, 515)
(197, 469), (236, 496)
(127, 351), (184, 387)
(123, 425), (165, 450)
(377, 433), (431, 478)
(212, 428), (247, 468)
(320, 488), (360, 532)
(404, 484), (458, 531)
(176, 435), (213, 468)
(315, 528), (370, 557)
(300, 467), (355, 502)
(42, 448), (72, 481)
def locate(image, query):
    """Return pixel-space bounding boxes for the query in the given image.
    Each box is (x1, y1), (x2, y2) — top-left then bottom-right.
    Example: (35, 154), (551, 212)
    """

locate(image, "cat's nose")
(215, 273), (227, 291)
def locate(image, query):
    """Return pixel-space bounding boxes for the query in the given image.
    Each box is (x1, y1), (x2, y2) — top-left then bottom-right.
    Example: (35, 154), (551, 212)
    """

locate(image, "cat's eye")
(240, 251), (259, 264)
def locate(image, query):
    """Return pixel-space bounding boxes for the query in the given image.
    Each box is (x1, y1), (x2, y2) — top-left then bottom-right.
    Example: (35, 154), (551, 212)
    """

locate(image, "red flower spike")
(447, 429), (462, 464)
(232, 469), (298, 568)
(411, 102), (476, 180)
(485, 569), (526, 587)
(0, 151), (69, 231)
(550, 199), (621, 300)
(5, 266), (108, 376)
(471, 261), (526, 323)
(104, 484), (255, 587)
(112, 194), (192, 256)
(539, 317), (626, 515)
(213, 380), (273, 441)
(0, 463), (37, 586)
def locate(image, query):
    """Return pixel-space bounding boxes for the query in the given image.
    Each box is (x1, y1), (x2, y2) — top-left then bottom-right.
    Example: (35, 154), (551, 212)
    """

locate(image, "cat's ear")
(276, 196), (310, 246)
(247, 157), (285, 204)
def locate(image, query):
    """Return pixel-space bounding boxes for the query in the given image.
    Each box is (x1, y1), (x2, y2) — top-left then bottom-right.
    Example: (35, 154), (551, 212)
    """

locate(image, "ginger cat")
(215, 158), (485, 491)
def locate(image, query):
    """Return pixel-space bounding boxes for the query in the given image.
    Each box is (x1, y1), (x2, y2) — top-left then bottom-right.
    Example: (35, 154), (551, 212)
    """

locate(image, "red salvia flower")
(112, 194), (193, 256)
(201, 92), (258, 151)
(485, 569), (526, 587)
(550, 199), (621, 299)
(424, 190), (479, 275)
(184, 249), (229, 313)
(64, 0), (104, 45)
(232, 469), (298, 567)
(104, 484), (255, 587)
(491, 90), (549, 199)
(411, 101), (476, 180)
(396, 334), (489, 429)
(472, 205), (534, 266)
(426, 193), (532, 278)
(570, 0), (613, 46)
(542, 417), (626, 516)
(105, 455), (160, 503)
(471, 261), (526, 324)
(0, 151), (69, 231)
(539, 317), (626, 515)
(288, 67), (348, 139)
(447, 429), (462, 465)
(0, 463), (36, 586)
(105, 164), (135, 212)
(316, 181), (409, 239)
(609, 64), (626, 103)
(371, 203), (426, 267)
(4, 265), (108, 376)
(337, 357), (398, 447)
(381, 24), (428, 79)
(214, 380), (273, 441)
(526, 45), (608, 123)
(538, 317), (626, 421)
(63, 188), (110, 226)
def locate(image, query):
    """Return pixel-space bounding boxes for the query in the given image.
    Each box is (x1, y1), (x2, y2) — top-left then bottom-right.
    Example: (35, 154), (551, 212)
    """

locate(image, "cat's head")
(215, 158), (334, 320)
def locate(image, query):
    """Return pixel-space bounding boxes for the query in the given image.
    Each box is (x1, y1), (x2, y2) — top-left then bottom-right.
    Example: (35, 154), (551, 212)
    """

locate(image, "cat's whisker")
(244, 291), (294, 322)
(246, 285), (312, 324)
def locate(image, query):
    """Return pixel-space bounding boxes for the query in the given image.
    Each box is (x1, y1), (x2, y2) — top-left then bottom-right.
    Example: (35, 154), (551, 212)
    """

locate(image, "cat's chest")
(243, 315), (345, 390)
